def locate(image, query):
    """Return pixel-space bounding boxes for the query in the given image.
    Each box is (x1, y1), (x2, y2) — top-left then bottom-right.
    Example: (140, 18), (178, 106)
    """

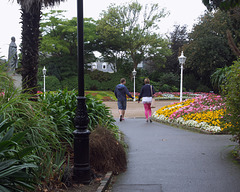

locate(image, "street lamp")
(132, 68), (137, 102)
(178, 51), (186, 102)
(73, 0), (91, 184)
(42, 66), (46, 98)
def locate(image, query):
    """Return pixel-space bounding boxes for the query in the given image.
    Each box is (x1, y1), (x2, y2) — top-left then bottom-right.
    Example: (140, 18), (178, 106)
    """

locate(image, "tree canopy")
(165, 25), (189, 74)
(40, 10), (97, 62)
(96, 1), (171, 73)
(183, 10), (236, 88)
(39, 11), (98, 82)
(202, 0), (240, 11)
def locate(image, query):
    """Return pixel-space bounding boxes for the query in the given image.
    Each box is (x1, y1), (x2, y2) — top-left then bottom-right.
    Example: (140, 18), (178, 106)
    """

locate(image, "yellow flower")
(183, 109), (227, 127)
(155, 99), (194, 118)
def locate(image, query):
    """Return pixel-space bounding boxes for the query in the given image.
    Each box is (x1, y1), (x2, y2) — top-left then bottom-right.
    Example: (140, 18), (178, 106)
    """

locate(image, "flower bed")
(152, 94), (227, 133)
(129, 92), (211, 100)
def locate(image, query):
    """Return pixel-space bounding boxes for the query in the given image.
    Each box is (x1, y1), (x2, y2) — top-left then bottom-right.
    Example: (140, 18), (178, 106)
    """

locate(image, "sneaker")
(146, 119), (148, 123)
(150, 119), (152, 123)
(120, 115), (123, 122)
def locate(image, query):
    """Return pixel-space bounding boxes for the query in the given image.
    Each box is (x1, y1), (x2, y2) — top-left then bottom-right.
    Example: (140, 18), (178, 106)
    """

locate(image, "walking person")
(138, 78), (155, 122)
(114, 78), (134, 121)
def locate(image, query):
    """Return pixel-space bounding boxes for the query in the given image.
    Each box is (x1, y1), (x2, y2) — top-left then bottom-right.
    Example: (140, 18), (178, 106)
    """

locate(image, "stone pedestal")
(10, 73), (22, 89)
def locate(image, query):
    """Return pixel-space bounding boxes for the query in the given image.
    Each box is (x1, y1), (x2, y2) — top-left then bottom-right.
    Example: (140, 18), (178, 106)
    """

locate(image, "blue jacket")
(138, 84), (155, 101)
(114, 84), (133, 101)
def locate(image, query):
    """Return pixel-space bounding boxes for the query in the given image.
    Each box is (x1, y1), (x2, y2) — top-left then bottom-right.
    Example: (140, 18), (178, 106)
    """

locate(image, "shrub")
(41, 90), (119, 138)
(196, 84), (212, 92)
(40, 89), (76, 145)
(46, 76), (62, 91)
(160, 84), (172, 92)
(0, 73), (61, 152)
(0, 117), (37, 191)
(38, 75), (62, 92)
(84, 72), (136, 91)
(86, 94), (119, 137)
(0, 72), (66, 189)
(221, 60), (240, 144)
(61, 76), (78, 90)
(88, 70), (111, 82)
(184, 73), (199, 91)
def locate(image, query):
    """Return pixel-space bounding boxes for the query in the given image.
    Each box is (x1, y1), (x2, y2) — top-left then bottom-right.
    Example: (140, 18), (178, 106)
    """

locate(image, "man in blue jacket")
(114, 78), (134, 121)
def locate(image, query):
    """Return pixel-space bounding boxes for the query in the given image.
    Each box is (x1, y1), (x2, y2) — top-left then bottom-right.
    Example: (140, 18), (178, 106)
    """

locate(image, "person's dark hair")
(120, 78), (126, 84)
(144, 78), (150, 84)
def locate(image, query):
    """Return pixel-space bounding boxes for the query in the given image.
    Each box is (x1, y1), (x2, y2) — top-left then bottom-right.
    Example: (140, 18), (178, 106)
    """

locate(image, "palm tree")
(211, 66), (231, 93)
(15, 0), (65, 94)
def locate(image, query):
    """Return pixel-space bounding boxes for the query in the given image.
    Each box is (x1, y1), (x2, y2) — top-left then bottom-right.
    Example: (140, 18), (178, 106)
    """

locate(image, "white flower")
(152, 111), (221, 133)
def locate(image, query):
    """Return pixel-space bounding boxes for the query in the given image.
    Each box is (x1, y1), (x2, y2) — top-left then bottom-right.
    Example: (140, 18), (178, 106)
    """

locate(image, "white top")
(142, 97), (152, 104)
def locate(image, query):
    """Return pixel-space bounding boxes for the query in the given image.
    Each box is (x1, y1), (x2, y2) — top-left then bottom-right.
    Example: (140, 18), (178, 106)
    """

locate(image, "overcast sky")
(0, 0), (207, 59)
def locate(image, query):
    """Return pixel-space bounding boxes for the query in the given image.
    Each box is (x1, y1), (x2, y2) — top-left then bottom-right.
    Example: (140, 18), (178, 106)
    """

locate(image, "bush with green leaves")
(86, 94), (119, 137)
(85, 71), (133, 92)
(40, 89), (119, 138)
(221, 60), (240, 145)
(0, 72), (67, 189)
(0, 73), (60, 150)
(39, 89), (76, 145)
(88, 70), (111, 82)
(1, 70), (120, 189)
(0, 117), (37, 192)
(184, 73), (200, 92)
(45, 75), (62, 91)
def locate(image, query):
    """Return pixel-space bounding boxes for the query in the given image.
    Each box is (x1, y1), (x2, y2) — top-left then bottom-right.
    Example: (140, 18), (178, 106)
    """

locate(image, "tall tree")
(165, 25), (189, 74)
(40, 10), (97, 62)
(202, 1), (240, 57)
(202, 0), (240, 11)
(96, 1), (171, 73)
(15, 0), (64, 94)
(40, 11), (98, 81)
(183, 10), (236, 88)
(225, 7), (240, 57)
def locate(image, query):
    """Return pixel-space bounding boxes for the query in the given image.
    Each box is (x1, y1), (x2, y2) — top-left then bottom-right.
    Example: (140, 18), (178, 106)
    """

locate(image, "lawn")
(85, 91), (117, 101)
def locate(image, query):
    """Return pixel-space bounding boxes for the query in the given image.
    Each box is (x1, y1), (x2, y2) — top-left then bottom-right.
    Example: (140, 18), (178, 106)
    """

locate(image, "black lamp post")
(73, 0), (91, 184)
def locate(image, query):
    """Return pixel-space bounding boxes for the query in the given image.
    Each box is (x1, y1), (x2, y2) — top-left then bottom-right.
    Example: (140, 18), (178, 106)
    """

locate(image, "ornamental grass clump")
(89, 126), (127, 174)
(152, 94), (227, 133)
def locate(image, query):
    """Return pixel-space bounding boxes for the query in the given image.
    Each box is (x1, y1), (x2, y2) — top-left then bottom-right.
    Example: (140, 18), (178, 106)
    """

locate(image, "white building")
(89, 61), (116, 73)
(88, 60), (144, 73)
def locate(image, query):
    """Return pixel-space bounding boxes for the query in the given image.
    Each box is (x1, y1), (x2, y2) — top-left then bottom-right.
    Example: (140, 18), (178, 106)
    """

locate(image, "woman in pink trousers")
(138, 78), (155, 122)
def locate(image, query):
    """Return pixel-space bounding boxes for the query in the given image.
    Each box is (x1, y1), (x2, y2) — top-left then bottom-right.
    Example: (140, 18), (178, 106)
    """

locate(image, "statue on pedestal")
(8, 37), (18, 74)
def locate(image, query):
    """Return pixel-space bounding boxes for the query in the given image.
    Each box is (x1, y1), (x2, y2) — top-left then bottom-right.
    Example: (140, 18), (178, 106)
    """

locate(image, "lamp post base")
(73, 96), (91, 184)
(73, 129), (91, 184)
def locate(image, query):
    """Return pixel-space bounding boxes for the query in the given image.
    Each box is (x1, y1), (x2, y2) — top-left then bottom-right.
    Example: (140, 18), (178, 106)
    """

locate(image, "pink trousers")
(143, 103), (152, 120)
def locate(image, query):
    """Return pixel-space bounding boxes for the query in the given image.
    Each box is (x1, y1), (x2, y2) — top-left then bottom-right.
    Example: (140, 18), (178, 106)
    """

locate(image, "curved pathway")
(104, 100), (177, 118)
(105, 102), (240, 192)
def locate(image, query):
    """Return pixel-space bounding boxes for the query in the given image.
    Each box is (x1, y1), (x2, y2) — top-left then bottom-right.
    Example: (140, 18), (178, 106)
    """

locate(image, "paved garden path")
(103, 100), (177, 119)
(104, 102), (240, 192)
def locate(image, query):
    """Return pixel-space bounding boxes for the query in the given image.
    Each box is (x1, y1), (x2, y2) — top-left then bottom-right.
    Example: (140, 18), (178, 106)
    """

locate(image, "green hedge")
(221, 60), (240, 145)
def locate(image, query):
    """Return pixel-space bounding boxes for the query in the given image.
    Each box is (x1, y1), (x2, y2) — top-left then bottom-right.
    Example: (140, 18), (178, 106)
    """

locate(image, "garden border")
(96, 171), (113, 192)
(152, 118), (228, 135)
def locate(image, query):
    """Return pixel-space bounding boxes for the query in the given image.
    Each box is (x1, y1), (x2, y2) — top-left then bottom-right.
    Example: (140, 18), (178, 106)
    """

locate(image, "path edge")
(96, 171), (113, 192)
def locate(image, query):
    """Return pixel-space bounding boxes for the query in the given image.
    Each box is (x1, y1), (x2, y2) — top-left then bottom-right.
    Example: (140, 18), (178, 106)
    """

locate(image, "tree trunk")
(21, 1), (41, 94)
(226, 29), (240, 57)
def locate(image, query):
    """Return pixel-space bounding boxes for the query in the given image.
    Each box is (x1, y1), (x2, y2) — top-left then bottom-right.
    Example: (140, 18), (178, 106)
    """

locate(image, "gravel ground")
(103, 100), (178, 118)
